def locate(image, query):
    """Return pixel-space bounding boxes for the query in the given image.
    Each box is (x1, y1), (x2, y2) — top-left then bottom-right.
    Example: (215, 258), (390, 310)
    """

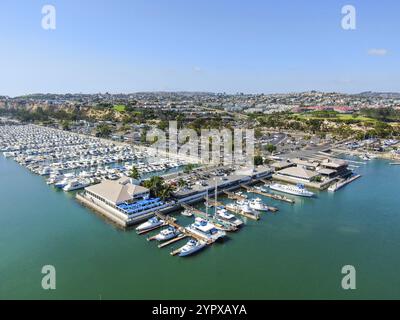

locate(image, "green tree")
(264, 143), (277, 154)
(96, 124), (112, 137)
(142, 176), (175, 200)
(177, 178), (187, 188)
(129, 166), (140, 180)
(254, 155), (264, 166)
(61, 120), (71, 131)
(183, 163), (196, 173)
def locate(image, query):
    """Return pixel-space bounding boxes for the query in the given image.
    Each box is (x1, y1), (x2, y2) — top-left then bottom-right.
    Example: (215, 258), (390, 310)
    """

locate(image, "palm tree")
(177, 178), (187, 189)
(129, 166), (140, 180)
(143, 176), (164, 197)
(159, 184), (174, 200)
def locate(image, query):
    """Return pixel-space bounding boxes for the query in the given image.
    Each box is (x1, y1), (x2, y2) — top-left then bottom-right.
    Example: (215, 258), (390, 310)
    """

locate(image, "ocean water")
(1, 156), (400, 299)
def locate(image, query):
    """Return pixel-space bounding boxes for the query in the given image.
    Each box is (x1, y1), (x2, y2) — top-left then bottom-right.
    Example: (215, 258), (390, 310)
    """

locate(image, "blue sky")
(0, 0), (399, 96)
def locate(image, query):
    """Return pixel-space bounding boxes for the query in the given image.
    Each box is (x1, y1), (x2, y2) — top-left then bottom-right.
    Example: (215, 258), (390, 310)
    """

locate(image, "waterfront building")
(84, 177), (150, 207)
(274, 166), (320, 183)
(319, 159), (351, 178)
(78, 177), (170, 227)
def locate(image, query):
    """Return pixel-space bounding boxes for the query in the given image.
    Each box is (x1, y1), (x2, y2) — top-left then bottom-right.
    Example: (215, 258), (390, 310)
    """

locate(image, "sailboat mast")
(205, 186), (209, 217)
(214, 178), (217, 216)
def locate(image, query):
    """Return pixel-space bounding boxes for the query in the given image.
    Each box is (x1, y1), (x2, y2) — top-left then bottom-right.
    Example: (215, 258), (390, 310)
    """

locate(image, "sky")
(0, 0), (399, 96)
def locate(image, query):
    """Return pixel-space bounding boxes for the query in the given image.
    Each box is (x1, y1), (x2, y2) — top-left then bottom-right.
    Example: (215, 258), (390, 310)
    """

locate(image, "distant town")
(1, 91), (399, 148)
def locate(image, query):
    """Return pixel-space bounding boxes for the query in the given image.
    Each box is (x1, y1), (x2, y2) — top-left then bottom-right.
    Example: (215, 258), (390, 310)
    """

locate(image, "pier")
(240, 185), (295, 204)
(157, 234), (187, 248)
(154, 212), (212, 243)
(223, 190), (247, 201)
(328, 174), (362, 192)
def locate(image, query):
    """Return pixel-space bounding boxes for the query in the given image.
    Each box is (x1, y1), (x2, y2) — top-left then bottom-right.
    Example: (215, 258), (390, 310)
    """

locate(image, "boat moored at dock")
(249, 198), (269, 212)
(268, 183), (314, 197)
(178, 239), (207, 257)
(186, 217), (226, 242)
(154, 227), (179, 241)
(216, 207), (244, 227)
(136, 217), (165, 232)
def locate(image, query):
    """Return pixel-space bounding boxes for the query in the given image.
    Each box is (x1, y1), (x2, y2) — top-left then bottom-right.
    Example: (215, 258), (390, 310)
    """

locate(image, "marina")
(0, 124), (188, 192)
(1, 153), (400, 299)
(0, 124), (384, 262)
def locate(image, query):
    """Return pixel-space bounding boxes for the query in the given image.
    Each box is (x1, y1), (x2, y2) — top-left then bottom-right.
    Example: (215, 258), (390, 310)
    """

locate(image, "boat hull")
(269, 185), (314, 197)
(179, 244), (206, 257)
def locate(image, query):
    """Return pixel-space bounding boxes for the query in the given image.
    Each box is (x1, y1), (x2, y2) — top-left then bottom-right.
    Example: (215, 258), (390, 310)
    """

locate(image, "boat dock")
(240, 185), (295, 204)
(154, 212), (212, 244)
(181, 203), (238, 232)
(328, 174), (362, 192)
(260, 179), (272, 185)
(223, 190), (247, 201)
(204, 199), (260, 221)
(157, 234), (187, 248)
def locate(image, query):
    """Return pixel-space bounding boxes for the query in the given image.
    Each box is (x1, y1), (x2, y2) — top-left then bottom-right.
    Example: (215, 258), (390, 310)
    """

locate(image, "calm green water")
(1, 156), (400, 299)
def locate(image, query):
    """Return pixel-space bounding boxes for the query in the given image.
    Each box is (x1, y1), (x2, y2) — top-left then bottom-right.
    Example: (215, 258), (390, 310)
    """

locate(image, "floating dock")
(328, 174), (362, 192)
(154, 212), (212, 244)
(158, 234), (187, 248)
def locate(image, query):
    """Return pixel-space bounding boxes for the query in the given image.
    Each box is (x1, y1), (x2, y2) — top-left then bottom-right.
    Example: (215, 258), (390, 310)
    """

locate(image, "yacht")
(234, 191), (247, 199)
(39, 166), (52, 176)
(154, 227), (179, 241)
(63, 179), (91, 192)
(249, 198), (269, 212)
(237, 201), (258, 215)
(226, 203), (239, 213)
(186, 217), (226, 242)
(269, 183), (314, 197)
(178, 239), (207, 257)
(136, 217), (164, 232)
(181, 209), (193, 217)
(216, 208), (243, 227)
(46, 174), (64, 185)
(54, 178), (71, 189)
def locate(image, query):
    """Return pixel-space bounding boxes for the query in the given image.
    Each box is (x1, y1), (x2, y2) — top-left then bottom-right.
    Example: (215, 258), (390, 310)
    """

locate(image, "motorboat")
(136, 217), (164, 232)
(178, 239), (207, 257)
(216, 208), (243, 227)
(63, 179), (91, 192)
(181, 209), (193, 217)
(249, 198), (269, 212)
(186, 217), (226, 242)
(236, 200), (257, 215)
(154, 227), (179, 241)
(269, 183), (314, 197)
(234, 191), (247, 199)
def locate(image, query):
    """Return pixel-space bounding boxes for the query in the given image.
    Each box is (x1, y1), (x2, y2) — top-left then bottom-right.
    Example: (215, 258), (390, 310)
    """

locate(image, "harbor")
(0, 124), (372, 259)
(1, 153), (400, 299)
(0, 124), (189, 192)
